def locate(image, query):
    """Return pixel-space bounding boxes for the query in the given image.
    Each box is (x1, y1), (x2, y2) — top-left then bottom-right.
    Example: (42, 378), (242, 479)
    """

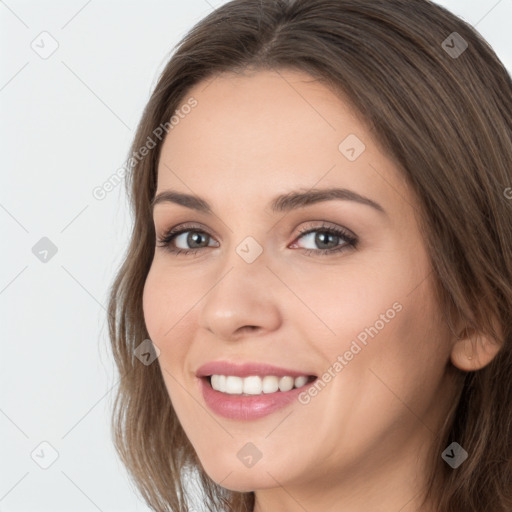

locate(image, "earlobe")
(450, 326), (503, 372)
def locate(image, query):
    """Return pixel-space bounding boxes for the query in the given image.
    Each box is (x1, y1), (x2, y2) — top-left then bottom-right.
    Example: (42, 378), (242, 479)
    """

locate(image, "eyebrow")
(151, 187), (386, 216)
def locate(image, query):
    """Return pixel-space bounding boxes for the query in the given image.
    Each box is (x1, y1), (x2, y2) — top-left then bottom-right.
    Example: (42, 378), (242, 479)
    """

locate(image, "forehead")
(156, 69), (409, 216)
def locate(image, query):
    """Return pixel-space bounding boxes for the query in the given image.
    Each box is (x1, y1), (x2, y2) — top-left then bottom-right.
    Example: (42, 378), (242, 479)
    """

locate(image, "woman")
(107, 1), (512, 511)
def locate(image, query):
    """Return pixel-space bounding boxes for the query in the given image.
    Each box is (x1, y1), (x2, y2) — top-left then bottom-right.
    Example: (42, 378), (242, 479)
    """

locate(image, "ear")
(450, 325), (503, 372)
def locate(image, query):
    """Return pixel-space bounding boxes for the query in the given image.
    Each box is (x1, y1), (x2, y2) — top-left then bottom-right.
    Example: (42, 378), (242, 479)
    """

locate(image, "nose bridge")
(198, 237), (282, 339)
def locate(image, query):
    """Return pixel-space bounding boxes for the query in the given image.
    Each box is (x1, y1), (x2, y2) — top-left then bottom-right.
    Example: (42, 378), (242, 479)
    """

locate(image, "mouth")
(197, 373), (318, 420)
(195, 361), (318, 419)
(202, 374), (317, 396)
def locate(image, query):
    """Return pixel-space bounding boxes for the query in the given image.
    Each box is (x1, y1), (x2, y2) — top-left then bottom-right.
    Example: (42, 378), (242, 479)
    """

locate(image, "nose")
(198, 251), (282, 341)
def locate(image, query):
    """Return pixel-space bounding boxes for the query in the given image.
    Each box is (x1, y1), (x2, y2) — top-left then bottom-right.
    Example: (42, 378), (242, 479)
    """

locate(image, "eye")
(156, 221), (358, 257)
(156, 223), (218, 256)
(290, 222), (358, 256)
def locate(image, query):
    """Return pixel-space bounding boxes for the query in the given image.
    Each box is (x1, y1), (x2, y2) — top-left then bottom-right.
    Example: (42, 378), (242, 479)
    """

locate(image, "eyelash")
(156, 222), (358, 258)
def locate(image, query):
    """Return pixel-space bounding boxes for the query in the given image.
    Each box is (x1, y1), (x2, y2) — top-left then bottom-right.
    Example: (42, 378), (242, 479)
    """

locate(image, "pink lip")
(195, 360), (316, 378)
(197, 375), (316, 420)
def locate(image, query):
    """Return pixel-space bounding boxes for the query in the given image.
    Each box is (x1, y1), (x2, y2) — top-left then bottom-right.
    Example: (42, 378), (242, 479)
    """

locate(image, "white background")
(1, 1), (511, 510)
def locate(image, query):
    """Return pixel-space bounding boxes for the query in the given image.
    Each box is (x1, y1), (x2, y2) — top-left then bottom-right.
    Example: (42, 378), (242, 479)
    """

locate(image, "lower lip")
(198, 377), (315, 420)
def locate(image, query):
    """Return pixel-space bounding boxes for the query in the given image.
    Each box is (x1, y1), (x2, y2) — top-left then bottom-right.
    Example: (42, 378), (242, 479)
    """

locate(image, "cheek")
(142, 267), (167, 342)
(142, 262), (202, 379)
(142, 261), (194, 341)
(285, 259), (406, 358)
(335, 274), (450, 408)
(307, 248), (446, 386)
(142, 268), (187, 403)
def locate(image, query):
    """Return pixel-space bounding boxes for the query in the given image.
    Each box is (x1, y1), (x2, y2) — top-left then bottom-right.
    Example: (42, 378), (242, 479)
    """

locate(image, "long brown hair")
(107, 1), (512, 510)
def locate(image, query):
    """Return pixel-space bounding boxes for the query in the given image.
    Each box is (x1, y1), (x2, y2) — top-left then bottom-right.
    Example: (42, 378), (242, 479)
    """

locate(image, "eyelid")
(157, 221), (219, 240)
(294, 220), (357, 237)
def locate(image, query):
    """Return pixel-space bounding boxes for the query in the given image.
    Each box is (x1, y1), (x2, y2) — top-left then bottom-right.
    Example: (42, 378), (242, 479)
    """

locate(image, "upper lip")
(196, 360), (317, 378)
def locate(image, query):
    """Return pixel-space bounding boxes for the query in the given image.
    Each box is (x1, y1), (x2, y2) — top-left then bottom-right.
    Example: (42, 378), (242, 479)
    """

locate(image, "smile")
(198, 374), (318, 420)
(210, 374), (313, 395)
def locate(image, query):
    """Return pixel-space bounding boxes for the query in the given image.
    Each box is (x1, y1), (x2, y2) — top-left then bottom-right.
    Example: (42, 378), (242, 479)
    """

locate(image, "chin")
(202, 463), (281, 492)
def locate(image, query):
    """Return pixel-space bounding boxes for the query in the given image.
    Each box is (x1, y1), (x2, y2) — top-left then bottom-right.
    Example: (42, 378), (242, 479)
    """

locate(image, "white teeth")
(262, 375), (279, 393)
(294, 375), (308, 388)
(211, 375), (225, 392)
(243, 376), (262, 395)
(225, 375), (243, 394)
(209, 374), (312, 395)
(278, 376), (294, 392)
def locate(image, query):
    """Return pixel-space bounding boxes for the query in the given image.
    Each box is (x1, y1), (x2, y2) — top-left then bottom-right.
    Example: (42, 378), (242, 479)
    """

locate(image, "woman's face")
(143, 69), (459, 507)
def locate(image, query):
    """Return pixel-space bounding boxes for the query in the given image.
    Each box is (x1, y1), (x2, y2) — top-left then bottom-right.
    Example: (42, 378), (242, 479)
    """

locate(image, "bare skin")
(142, 69), (501, 512)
